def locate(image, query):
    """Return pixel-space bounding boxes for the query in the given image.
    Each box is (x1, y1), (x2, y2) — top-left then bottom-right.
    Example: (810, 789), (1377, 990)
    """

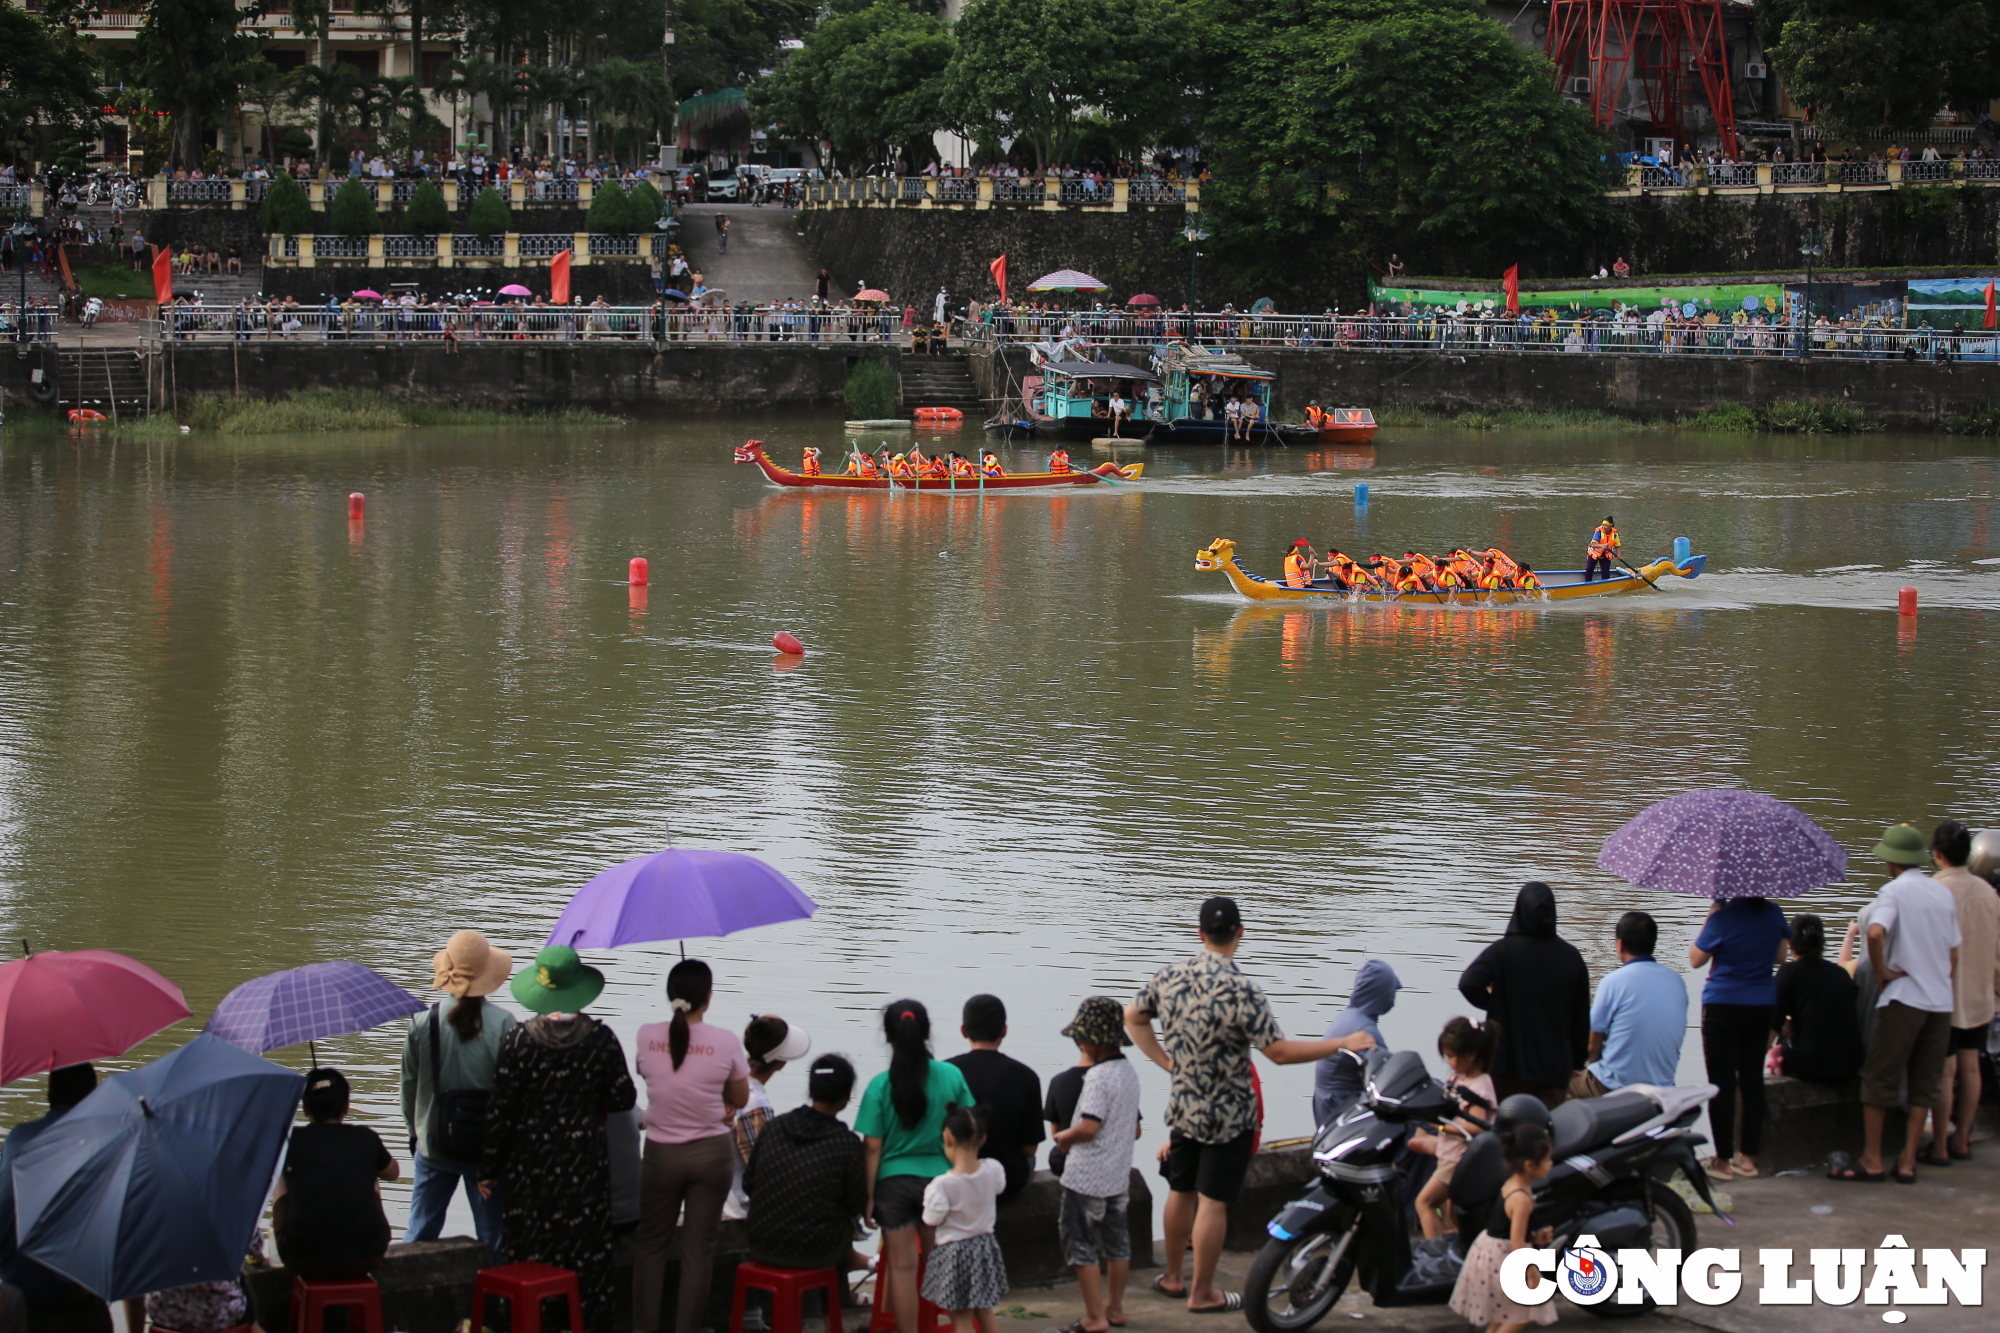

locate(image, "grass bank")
(112, 389), (625, 438)
(1377, 399), (1884, 434)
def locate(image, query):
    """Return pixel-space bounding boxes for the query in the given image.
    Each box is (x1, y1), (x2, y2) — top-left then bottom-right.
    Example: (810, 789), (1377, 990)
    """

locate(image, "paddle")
(1086, 462), (1131, 486)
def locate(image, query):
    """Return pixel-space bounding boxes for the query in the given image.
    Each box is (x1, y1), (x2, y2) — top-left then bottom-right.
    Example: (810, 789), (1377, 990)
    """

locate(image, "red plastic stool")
(866, 1254), (952, 1333)
(288, 1277), (383, 1333)
(729, 1262), (841, 1333)
(471, 1262), (585, 1333)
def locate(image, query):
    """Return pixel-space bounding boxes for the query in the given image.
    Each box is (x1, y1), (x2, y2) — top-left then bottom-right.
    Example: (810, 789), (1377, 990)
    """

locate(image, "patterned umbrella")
(1026, 269), (1108, 292)
(203, 961), (424, 1056)
(1597, 789), (1848, 900)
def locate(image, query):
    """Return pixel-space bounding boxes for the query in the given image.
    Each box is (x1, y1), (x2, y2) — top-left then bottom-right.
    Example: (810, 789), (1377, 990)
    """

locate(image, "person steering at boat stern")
(1282, 540), (1312, 589)
(1584, 515), (1620, 581)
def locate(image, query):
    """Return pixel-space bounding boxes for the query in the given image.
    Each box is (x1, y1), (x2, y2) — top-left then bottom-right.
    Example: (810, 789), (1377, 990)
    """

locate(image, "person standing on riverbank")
(1842, 825), (1960, 1184)
(1457, 883), (1590, 1108)
(402, 930), (515, 1256)
(1924, 819), (1999, 1164)
(1125, 897), (1375, 1315)
(1311, 959), (1401, 1124)
(948, 995), (1043, 1202)
(1689, 899), (1789, 1178)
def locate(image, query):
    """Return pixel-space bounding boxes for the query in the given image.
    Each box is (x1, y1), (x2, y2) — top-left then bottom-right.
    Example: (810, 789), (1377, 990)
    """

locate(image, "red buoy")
(773, 631), (805, 655)
(348, 492), (365, 519)
(1898, 586), (1918, 616)
(629, 557), (649, 586)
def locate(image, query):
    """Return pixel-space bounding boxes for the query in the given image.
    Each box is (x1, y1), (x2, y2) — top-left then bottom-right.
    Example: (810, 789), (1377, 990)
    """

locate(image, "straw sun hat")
(432, 929), (514, 998)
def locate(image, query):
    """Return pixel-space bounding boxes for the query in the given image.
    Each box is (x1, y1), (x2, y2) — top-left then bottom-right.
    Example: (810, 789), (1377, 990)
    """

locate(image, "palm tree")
(588, 57), (674, 166)
(286, 63), (376, 170)
(446, 53), (520, 158)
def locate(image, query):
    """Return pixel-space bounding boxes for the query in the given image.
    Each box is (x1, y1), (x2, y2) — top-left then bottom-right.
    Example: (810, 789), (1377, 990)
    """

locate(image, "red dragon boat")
(734, 441), (1143, 490)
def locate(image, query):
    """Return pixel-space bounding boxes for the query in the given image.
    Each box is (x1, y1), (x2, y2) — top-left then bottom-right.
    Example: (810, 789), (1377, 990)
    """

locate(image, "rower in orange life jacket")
(1481, 547), (1521, 580)
(1583, 514), (1620, 582)
(1477, 563), (1509, 591)
(1330, 551), (1376, 589)
(949, 452), (977, 478)
(1047, 448), (1073, 475)
(981, 451), (1006, 477)
(1433, 563), (1464, 592)
(1514, 564), (1543, 590)
(1369, 554), (1405, 588)
(855, 452), (880, 479)
(1282, 539), (1313, 588)
(887, 453), (914, 478)
(908, 444), (930, 472)
(800, 447), (822, 476)
(1447, 549), (1484, 585)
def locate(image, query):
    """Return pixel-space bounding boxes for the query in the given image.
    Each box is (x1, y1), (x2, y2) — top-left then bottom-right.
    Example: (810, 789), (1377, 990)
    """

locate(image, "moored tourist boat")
(735, 441), (1142, 489)
(1194, 538), (1705, 603)
(1145, 345), (1374, 446)
(984, 358), (1161, 441)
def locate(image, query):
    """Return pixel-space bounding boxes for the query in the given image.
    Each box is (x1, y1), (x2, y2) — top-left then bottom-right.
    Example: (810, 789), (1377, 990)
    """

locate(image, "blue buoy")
(1355, 483), (1369, 506)
(1674, 536), (1691, 564)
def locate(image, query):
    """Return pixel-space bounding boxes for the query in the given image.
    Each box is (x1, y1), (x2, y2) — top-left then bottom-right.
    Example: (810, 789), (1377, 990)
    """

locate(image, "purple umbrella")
(547, 849), (817, 949)
(203, 961), (424, 1056)
(1597, 789), (1848, 900)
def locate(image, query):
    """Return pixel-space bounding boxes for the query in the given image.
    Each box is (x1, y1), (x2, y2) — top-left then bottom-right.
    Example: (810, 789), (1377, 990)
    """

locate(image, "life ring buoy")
(913, 407), (963, 421)
(68, 409), (107, 424)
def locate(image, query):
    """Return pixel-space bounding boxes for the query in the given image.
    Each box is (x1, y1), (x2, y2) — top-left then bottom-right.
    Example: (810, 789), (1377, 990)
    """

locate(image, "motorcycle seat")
(1448, 1132), (1507, 1216)
(1550, 1090), (1659, 1159)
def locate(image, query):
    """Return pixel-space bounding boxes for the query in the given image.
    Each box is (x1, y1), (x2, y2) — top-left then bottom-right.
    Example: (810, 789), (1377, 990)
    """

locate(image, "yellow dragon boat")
(1194, 538), (1706, 604)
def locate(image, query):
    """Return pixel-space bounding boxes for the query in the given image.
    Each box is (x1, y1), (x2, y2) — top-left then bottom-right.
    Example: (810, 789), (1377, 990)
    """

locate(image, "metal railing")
(382, 235), (436, 259)
(516, 233), (569, 257)
(310, 235), (369, 258)
(589, 234), (638, 256)
(992, 179), (1048, 204)
(1128, 179), (1186, 204)
(0, 186), (31, 209)
(141, 301), (915, 345)
(953, 309), (2000, 362)
(167, 180), (233, 203)
(522, 179), (579, 202)
(801, 175), (1192, 208)
(452, 234), (505, 257)
(937, 176), (978, 204)
(0, 302), (59, 343)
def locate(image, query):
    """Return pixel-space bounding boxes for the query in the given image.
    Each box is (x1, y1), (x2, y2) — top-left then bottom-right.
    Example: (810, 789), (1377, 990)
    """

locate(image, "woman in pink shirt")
(633, 960), (749, 1333)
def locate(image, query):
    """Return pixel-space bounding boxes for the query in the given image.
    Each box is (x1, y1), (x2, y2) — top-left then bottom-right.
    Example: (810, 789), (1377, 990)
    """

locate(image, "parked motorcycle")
(1243, 1050), (1725, 1332)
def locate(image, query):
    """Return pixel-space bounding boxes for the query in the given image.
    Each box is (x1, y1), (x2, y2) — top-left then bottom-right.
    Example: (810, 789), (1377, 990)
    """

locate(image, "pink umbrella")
(854, 289), (890, 302)
(498, 284), (533, 297)
(1126, 294), (1161, 306)
(0, 950), (190, 1084)
(350, 289), (384, 301)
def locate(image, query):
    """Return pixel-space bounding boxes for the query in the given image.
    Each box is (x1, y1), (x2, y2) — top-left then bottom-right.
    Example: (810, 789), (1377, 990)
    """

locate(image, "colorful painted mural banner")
(1371, 281), (1785, 316)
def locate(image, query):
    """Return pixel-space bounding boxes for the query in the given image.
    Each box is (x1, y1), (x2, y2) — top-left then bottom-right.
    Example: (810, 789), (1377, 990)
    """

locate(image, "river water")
(2, 419), (1997, 1230)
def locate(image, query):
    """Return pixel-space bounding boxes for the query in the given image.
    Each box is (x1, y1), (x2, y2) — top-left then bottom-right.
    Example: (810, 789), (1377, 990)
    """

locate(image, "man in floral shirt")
(1126, 897), (1374, 1314)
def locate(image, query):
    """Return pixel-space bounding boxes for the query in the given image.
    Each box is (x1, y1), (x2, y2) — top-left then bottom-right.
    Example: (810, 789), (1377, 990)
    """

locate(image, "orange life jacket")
(1407, 553), (1439, 578)
(1478, 570), (1507, 590)
(1482, 548), (1521, 579)
(951, 457), (976, 477)
(1373, 557), (1405, 585)
(981, 455), (1005, 476)
(1435, 567), (1462, 590)
(1396, 572), (1426, 593)
(1048, 450), (1072, 475)
(1587, 524), (1619, 558)
(1283, 552), (1309, 587)
(856, 454), (880, 478)
(921, 458), (947, 478)
(888, 456), (913, 478)
(800, 450), (821, 476)
(1515, 571), (1542, 590)
(842, 456), (860, 476)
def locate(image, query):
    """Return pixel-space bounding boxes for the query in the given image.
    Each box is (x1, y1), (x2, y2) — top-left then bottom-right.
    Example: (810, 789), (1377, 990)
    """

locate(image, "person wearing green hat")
(1051, 997), (1142, 1333)
(479, 947), (637, 1333)
(1834, 825), (1961, 1185)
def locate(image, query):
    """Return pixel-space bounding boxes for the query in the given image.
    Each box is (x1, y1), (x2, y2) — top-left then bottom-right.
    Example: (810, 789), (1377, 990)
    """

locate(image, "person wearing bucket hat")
(724, 1015), (812, 1222)
(479, 947), (635, 1333)
(1051, 997), (1142, 1333)
(1834, 825), (1961, 1184)
(401, 930), (517, 1255)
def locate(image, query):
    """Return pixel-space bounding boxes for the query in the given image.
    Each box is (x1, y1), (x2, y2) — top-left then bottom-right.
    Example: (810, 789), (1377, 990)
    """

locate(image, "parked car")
(705, 170), (740, 201)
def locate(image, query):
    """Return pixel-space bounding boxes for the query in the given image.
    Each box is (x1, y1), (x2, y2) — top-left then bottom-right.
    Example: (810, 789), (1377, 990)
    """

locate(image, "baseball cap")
(1199, 895), (1243, 938)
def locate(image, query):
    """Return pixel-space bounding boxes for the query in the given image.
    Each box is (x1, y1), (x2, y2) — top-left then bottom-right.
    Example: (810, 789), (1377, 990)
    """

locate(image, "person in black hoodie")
(743, 1054), (869, 1273)
(1457, 882), (1591, 1108)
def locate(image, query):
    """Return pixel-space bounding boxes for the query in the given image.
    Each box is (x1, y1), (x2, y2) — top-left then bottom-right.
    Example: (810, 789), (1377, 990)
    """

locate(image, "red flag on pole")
(551, 249), (572, 305)
(1502, 264), (1520, 314)
(1985, 279), (1995, 330)
(990, 254), (1007, 303)
(151, 244), (173, 306)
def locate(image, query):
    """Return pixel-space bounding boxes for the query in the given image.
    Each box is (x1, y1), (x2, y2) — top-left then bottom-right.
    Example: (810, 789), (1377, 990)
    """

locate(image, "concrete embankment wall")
(806, 190), (2000, 312)
(126, 342), (902, 412)
(971, 344), (2000, 429)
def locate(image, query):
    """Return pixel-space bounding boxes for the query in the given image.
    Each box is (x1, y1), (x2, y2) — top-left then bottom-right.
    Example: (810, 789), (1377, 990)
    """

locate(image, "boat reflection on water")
(1192, 601), (1542, 679)
(1301, 447), (1377, 472)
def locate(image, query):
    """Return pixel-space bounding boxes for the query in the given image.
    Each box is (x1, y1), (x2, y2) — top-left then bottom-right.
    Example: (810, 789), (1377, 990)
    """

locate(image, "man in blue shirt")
(1572, 913), (1689, 1099)
(0, 1064), (110, 1330)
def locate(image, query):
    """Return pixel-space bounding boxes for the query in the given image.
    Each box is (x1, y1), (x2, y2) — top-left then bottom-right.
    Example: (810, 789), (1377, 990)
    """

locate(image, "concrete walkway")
(1005, 1148), (1995, 1333)
(676, 203), (825, 306)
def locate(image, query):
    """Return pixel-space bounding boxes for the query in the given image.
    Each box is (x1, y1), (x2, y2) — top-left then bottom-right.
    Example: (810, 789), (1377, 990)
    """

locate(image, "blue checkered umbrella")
(202, 961), (423, 1055)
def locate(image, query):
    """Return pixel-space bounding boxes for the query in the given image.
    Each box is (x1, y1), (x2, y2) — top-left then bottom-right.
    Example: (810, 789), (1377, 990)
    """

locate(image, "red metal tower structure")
(1546, 0), (1739, 158)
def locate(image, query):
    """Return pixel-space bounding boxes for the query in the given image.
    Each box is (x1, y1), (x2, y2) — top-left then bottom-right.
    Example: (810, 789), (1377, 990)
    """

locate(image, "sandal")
(1949, 1144), (1974, 1161)
(1189, 1295), (1244, 1315)
(1894, 1167), (1918, 1185)
(1701, 1155), (1734, 1181)
(1730, 1156), (1759, 1179)
(1826, 1153), (1885, 1183)
(1150, 1274), (1187, 1299)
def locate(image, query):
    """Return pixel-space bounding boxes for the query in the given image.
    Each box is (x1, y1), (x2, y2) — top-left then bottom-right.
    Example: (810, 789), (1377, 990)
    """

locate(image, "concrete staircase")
(56, 349), (152, 416)
(900, 354), (982, 411)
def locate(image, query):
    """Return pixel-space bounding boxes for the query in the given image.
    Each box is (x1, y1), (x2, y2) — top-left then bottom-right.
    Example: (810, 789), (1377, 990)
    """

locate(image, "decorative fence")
(803, 176), (1197, 212)
(141, 301), (911, 345)
(264, 232), (672, 267)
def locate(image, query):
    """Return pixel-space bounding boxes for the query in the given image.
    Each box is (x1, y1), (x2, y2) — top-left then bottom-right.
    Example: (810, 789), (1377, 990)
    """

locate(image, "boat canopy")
(1149, 346), (1277, 381)
(1043, 360), (1160, 382)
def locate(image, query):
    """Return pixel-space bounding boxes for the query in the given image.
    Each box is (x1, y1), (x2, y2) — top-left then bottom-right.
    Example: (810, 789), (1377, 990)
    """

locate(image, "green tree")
(0, 7), (102, 164)
(261, 170), (314, 235)
(1198, 0), (1612, 294)
(1758, 0), (2000, 139)
(328, 176), (382, 237)
(585, 181), (638, 232)
(467, 185), (511, 239)
(404, 178), (452, 234)
(757, 1), (955, 167)
(628, 178), (666, 229)
(589, 56), (675, 166)
(129, 0), (265, 168)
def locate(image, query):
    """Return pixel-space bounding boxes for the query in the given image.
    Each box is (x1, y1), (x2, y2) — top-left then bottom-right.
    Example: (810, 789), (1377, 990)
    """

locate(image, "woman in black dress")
(481, 947), (637, 1333)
